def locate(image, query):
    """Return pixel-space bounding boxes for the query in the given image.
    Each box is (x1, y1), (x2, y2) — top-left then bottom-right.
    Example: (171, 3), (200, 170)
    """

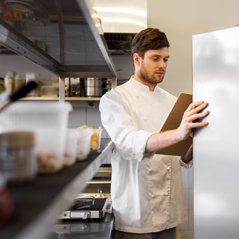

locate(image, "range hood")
(104, 32), (136, 55)
(0, 0), (117, 78)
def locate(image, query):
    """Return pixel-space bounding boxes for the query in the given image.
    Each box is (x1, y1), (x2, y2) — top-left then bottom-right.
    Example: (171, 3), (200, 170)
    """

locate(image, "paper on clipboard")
(156, 93), (192, 156)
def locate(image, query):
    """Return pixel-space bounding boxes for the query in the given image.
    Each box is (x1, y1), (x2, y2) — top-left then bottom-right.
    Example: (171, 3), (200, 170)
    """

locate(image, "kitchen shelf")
(0, 138), (114, 239)
(0, 0), (117, 79)
(20, 97), (101, 101)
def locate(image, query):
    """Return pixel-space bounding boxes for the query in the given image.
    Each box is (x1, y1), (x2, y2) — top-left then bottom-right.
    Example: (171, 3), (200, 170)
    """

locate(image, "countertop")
(0, 138), (113, 239)
(46, 213), (114, 239)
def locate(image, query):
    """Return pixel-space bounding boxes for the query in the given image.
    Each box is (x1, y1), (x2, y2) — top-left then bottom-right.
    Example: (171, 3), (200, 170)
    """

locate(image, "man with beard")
(99, 28), (209, 239)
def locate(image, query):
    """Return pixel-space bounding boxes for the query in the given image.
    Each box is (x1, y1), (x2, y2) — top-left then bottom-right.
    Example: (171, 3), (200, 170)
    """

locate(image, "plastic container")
(40, 85), (58, 97)
(76, 128), (94, 160)
(4, 71), (14, 94)
(0, 131), (36, 184)
(0, 101), (72, 173)
(91, 127), (103, 151)
(63, 129), (79, 166)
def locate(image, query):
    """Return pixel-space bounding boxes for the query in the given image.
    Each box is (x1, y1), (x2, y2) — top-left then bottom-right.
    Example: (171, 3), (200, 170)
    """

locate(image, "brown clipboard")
(156, 93), (192, 156)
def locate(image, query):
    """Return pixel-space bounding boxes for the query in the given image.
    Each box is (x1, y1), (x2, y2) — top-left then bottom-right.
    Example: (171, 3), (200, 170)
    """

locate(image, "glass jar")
(0, 131), (36, 184)
(70, 78), (80, 97)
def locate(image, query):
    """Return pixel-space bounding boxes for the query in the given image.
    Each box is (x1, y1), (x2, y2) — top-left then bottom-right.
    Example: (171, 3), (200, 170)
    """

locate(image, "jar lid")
(0, 131), (35, 146)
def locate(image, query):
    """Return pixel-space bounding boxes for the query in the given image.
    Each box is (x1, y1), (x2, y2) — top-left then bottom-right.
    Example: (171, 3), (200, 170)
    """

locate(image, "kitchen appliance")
(193, 27), (239, 238)
(60, 197), (110, 219)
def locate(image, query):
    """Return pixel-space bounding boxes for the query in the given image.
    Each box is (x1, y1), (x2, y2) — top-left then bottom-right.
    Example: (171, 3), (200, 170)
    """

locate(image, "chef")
(100, 28), (209, 239)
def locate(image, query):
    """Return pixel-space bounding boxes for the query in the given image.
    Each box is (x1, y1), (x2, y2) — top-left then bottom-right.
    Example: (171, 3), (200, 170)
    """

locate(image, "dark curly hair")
(131, 28), (170, 59)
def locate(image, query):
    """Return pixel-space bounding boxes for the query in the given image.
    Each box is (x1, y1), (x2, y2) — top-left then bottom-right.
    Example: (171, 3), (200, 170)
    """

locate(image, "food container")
(76, 128), (94, 160)
(70, 78), (80, 97)
(40, 85), (58, 97)
(0, 101), (72, 174)
(0, 131), (36, 184)
(63, 129), (79, 166)
(91, 127), (103, 151)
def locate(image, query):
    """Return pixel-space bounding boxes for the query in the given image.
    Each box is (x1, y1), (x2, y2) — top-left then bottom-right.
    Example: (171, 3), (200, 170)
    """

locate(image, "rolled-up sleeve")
(100, 90), (153, 162)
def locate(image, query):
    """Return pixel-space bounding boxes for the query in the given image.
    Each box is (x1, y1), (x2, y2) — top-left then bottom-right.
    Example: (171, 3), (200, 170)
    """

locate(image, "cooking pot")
(85, 78), (103, 97)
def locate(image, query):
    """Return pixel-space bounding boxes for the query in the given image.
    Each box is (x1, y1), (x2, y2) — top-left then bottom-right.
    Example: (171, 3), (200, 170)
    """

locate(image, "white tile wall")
(68, 101), (109, 139)
(178, 166), (194, 239)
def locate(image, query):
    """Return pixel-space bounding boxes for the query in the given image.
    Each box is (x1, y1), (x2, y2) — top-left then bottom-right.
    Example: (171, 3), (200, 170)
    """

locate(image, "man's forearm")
(145, 129), (182, 153)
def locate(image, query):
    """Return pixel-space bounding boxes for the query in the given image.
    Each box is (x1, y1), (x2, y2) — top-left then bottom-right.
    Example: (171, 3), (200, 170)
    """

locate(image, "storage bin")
(0, 101), (72, 173)
(40, 85), (58, 97)
(64, 129), (79, 166)
(76, 128), (94, 160)
(91, 127), (103, 151)
(0, 131), (36, 184)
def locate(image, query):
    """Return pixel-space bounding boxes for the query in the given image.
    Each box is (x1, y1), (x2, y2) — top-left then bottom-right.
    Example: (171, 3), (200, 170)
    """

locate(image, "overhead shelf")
(0, 0), (117, 78)
(20, 97), (101, 101)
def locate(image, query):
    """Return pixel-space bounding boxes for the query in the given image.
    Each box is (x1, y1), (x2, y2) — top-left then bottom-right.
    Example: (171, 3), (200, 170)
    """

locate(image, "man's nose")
(158, 60), (166, 69)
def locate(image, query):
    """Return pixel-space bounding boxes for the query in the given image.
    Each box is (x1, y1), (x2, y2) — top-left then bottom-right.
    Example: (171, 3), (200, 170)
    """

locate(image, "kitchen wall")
(147, 0), (239, 97)
(0, 55), (58, 82)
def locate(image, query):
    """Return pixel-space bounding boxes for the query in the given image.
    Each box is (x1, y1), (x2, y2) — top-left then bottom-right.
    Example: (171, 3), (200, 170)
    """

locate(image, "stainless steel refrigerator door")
(193, 27), (239, 238)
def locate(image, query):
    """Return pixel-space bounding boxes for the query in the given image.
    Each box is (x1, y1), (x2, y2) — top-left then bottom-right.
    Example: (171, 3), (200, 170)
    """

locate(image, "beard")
(138, 62), (165, 85)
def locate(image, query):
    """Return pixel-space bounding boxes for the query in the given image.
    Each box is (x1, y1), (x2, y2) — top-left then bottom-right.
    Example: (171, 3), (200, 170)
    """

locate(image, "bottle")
(65, 78), (69, 97)
(0, 77), (4, 93)
(14, 74), (23, 92)
(4, 71), (14, 94)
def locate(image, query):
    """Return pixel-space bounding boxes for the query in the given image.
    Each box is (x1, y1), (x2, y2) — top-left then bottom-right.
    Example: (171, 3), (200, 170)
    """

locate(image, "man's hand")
(145, 101), (209, 153)
(176, 101), (209, 141)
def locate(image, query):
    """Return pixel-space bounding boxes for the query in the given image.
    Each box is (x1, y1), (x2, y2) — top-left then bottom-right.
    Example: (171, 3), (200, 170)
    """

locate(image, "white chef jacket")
(99, 77), (190, 233)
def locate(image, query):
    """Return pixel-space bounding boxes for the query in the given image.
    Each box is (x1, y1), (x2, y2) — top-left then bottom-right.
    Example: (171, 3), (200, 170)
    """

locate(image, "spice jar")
(0, 131), (36, 184)
(4, 71), (14, 94)
(14, 74), (23, 92)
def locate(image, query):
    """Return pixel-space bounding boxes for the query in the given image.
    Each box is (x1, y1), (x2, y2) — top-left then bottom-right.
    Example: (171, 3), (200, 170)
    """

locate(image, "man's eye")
(153, 58), (159, 61)
(164, 59), (169, 62)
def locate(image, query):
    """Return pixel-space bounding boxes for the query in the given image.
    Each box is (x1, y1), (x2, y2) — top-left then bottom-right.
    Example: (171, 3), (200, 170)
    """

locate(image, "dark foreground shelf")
(0, 139), (113, 239)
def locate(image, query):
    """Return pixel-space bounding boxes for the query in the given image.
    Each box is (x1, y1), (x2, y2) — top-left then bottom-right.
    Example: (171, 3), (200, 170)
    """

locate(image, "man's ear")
(133, 53), (141, 66)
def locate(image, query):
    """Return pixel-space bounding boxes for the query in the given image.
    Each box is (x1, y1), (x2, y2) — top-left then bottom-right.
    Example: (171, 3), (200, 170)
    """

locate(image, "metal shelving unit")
(0, 0), (116, 238)
(0, 139), (113, 239)
(20, 97), (101, 101)
(0, 0), (117, 100)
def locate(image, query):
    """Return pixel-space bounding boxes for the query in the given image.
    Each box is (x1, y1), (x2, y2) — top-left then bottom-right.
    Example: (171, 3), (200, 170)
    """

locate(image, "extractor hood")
(104, 32), (136, 55)
(0, 0), (116, 78)
(89, 0), (147, 55)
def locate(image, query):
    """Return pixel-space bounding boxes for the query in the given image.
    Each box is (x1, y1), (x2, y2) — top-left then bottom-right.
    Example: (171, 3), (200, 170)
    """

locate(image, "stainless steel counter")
(47, 213), (114, 239)
(0, 139), (113, 239)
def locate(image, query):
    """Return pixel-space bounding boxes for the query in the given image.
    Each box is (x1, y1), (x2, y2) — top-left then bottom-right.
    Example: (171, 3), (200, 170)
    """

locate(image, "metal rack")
(0, 0), (116, 238)
(0, 0), (117, 100)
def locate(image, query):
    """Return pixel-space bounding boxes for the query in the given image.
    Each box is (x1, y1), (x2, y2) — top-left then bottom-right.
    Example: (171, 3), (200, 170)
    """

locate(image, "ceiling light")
(100, 17), (147, 27)
(94, 7), (147, 17)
